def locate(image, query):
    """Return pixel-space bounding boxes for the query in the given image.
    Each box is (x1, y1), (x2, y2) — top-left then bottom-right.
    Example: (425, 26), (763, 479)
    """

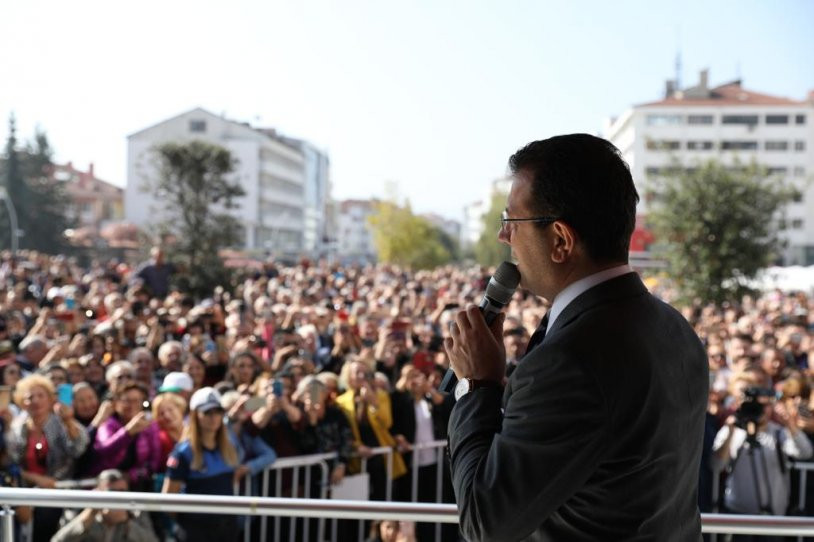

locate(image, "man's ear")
(550, 221), (577, 264)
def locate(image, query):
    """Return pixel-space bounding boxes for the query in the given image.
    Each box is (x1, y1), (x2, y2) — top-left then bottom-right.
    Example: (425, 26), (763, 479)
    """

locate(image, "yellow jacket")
(336, 389), (407, 479)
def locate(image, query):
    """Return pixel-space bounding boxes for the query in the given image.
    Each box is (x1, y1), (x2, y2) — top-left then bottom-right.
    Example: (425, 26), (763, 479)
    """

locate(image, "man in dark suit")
(445, 134), (708, 541)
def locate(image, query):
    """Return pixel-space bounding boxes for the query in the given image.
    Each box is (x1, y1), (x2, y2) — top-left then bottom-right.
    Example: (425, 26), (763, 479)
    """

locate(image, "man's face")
(498, 170), (551, 298)
(504, 334), (528, 361)
(26, 344), (48, 365)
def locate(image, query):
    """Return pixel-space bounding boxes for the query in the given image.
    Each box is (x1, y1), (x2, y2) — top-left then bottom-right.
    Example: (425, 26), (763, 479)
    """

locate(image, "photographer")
(712, 373), (813, 522)
(51, 469), (157, 542)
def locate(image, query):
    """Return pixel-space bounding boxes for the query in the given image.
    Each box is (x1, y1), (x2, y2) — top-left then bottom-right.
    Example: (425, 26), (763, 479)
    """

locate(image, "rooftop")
(639, 69), (811, 108)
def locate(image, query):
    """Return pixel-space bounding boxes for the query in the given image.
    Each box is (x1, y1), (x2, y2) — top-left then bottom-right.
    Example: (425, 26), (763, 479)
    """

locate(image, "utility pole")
(0, 186), (20, 253)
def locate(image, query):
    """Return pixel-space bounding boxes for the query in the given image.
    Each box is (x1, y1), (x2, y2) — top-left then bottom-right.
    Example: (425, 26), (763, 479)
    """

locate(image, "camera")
(734, 387), (776, 428)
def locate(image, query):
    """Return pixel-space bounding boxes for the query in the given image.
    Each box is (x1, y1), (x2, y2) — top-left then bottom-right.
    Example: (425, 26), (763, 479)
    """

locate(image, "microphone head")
(486, 261), (521, 305)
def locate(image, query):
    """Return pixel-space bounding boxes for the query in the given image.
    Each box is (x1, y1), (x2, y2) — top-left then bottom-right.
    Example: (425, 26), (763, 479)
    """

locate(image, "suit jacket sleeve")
(448, 346), (609, 542)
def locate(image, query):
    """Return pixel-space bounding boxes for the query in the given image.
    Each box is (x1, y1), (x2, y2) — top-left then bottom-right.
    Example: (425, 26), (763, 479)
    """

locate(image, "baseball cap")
(189, 387), (223, 412)
(159, 372), (193, 394)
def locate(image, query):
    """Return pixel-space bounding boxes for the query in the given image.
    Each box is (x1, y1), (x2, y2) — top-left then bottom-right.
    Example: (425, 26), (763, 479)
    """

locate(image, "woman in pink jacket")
(91, 382), (161, 491)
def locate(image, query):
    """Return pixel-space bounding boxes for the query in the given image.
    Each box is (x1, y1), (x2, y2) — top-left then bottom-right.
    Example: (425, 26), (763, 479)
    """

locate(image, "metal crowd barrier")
(710, 460), (814, 542)
(237, 445), (397, 542)
(6, 488), (814, 538)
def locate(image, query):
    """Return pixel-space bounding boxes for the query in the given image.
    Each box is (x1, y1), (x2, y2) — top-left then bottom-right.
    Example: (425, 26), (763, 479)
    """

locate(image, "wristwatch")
(454, 377), (501, 401)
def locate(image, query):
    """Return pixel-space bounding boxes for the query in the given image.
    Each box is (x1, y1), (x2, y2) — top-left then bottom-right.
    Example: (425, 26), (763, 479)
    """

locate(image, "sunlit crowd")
(0, 248), (813, 541)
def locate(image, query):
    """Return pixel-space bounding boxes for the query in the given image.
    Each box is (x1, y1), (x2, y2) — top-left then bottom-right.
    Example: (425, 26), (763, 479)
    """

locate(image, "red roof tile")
(639, 82), (806, 107)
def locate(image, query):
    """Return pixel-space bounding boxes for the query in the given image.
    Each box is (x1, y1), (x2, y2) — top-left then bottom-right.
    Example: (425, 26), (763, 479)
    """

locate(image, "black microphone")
(440, 261), (521, 393)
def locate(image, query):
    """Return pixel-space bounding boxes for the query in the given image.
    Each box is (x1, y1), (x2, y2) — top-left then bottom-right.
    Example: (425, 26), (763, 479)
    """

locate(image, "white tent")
(752, 266), (814, 294)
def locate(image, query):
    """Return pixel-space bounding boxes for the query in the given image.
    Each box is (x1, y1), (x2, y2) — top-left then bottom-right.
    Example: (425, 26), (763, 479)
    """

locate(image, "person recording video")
(712, 372), (813, 519)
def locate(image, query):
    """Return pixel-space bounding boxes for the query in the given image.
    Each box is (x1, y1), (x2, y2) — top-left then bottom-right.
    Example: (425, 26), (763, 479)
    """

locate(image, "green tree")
(21, 129), (72, 253)
(0, 116), (71, 253)
(648, 159), (798, 305)
(474, 190), (511, 266)
(435, 227), (461, 262)
(368, 200), (452, 269)
(145, 140), (246, 297)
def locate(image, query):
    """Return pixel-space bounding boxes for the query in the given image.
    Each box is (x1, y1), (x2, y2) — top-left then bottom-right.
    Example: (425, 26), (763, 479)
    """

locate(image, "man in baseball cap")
(158, 371), (194, 403)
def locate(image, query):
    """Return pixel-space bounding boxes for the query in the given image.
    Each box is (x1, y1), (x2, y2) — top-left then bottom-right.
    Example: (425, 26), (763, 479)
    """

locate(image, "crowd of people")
(0, 248), (812, 541)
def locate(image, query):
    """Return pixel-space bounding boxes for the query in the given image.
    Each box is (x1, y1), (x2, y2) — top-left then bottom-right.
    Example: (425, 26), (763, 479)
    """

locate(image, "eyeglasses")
(499, 210), (560, 234)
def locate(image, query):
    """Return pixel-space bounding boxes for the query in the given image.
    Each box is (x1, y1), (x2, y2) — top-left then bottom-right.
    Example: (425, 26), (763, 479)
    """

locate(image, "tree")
(145, 140), (246, 297)
(21, 129), (72, 253)
(0, 116), (71, 253)
(474, 190), (512, 266)
(648, 159), (798, 305)
(367, 200), (452, 269)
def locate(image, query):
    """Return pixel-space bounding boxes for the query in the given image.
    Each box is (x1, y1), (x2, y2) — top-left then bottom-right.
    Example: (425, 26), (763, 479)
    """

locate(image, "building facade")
(422, 213), (462, 245)
(336, 199), (378, 264)
(52, 162), (124, 229)
(279, 136), (333, 258)
(604, 70), (814, 264)
(126, 108), (330, 257)
(461, 177), (512, 249)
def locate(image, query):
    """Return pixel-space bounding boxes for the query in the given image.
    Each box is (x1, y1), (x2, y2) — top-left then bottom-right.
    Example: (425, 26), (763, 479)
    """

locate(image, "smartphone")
(142, 400), (152, 420)
(272, 380), (284, 397)
(57, 383), (73, 406)
(0, 386), (11, 411)
(308, 380), (321, 404)
(244, 396), (266, 412)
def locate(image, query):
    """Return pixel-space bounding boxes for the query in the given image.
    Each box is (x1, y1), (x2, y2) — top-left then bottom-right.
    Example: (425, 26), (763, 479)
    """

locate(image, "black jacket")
(391, 390), (453, 465)
(448, 272), (708, 541)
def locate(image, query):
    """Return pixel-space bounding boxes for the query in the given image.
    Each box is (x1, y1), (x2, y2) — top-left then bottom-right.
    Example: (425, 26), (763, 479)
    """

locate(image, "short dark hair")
(116, 382), (149, 401)
(509, 134), (639, 263)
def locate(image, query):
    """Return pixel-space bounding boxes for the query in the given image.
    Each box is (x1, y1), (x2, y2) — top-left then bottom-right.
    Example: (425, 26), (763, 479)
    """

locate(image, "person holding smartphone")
(90, 383), (161, 491)
(6, 375), (89, 542)
(293, 376), (353, 487)
(336, 360), (406, 501)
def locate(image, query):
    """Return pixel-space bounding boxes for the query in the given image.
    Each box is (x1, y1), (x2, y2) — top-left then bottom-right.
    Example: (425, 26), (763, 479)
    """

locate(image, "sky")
(2, 0), (813, 222)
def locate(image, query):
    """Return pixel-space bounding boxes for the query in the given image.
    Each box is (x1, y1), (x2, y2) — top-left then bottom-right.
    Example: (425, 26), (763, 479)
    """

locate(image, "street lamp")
(0, 186), (21, 253)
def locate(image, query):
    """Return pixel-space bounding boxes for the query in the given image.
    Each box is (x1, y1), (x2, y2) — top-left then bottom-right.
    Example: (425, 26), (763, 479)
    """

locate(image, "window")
(765, 115), (789, 125)
(794, 141), (806, 151)
(765, 141), (788, 151)
(791, 219), (804, 230)
(646, 114), (682, 126)
(687, 115), (714, 125)
(794, 167), (806, 177)
(189, 120), (207, 132)
(646, 140), (681, 151)
(766, 167), (788, 176)
(721, 141), (758, 150)
(687, 141), (714, 150)
(792, 192), (803, 203)
(795, 114), (806, 125)
(722, 115), (758, 125)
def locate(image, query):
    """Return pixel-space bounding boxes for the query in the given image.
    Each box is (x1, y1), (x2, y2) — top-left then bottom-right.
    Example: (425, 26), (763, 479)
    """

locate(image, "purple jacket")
(91, 415), (162, 484)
